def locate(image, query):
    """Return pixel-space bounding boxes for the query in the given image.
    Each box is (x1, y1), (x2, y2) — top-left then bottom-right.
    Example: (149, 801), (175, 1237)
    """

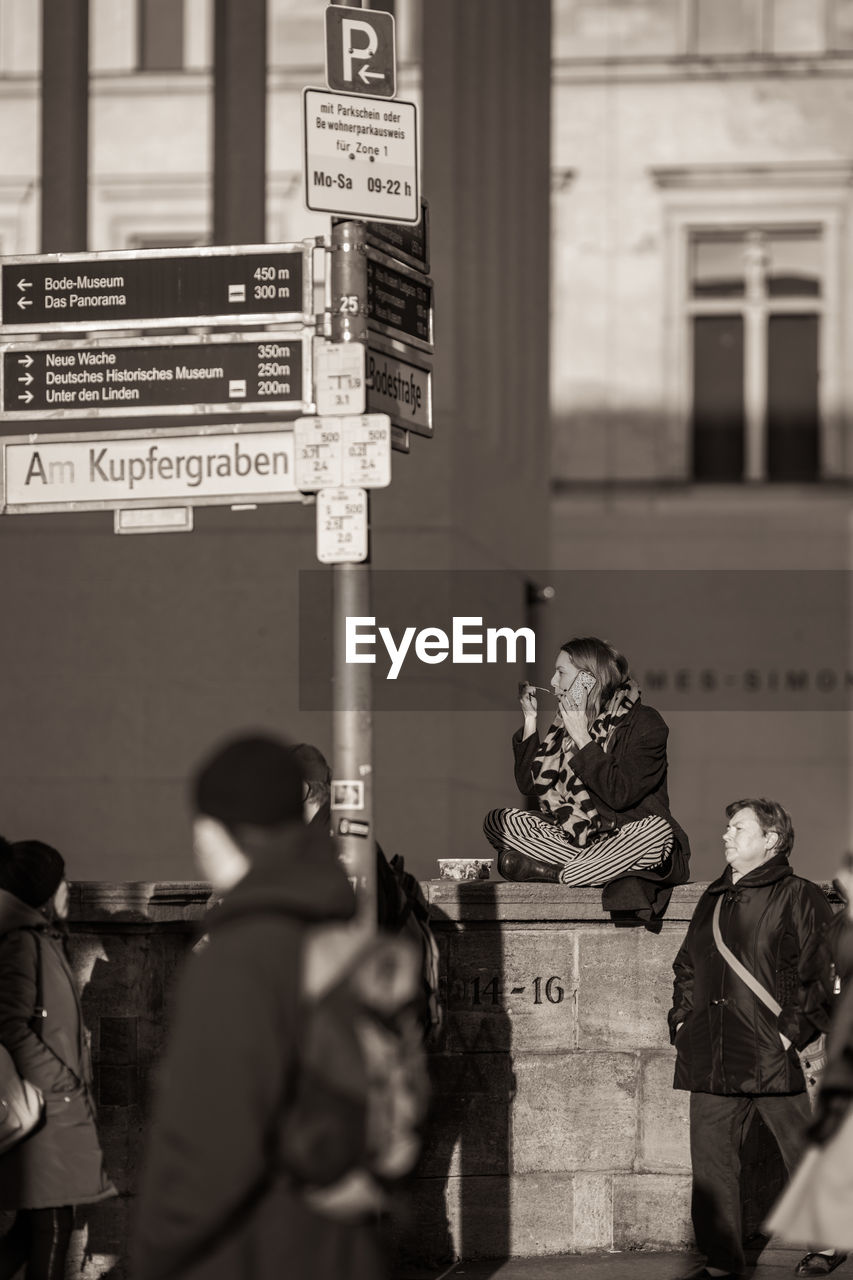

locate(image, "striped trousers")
(483, 808), (673, 886)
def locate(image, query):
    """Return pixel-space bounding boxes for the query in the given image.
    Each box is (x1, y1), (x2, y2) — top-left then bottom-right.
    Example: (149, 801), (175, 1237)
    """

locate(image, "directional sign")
(303, 88), (419, 225)
(343, 199), (429, 273)
(316, 486), (368, 564)
(366, 343), (432, 437)
(0, 424), (300, 514)
(0, 332), (312, 420)
(0, 244), (311, 333)
(325, 6), (395, 99)
(366, 252), (433, 351)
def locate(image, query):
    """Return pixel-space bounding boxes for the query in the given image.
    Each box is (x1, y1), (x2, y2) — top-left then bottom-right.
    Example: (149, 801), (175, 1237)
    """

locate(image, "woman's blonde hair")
(560, 636), (630, 722)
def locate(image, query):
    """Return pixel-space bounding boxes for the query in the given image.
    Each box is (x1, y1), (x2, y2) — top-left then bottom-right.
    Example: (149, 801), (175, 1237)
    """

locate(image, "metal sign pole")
(329, 210), (376, 928)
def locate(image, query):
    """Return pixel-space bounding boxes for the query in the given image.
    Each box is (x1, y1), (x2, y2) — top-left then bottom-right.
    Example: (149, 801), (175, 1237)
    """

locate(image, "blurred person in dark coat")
(765, 853), (853, 1253)
(133, 733), (387, 1280)
(669, 799), (838, 1280)
(0, 840), (116, 1280)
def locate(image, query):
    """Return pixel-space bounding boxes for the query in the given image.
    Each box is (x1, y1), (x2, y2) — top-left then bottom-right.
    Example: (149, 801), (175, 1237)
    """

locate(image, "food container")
(437, 858), (493, 882)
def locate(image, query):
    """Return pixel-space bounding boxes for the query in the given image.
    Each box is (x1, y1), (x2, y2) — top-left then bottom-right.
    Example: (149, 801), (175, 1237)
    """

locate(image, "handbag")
(712, 897), (826, 1106)
(0, 1044), (43, 1156)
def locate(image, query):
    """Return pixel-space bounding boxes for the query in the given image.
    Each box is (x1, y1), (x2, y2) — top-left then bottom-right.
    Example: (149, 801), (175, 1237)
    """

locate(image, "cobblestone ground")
(398, 1248), (853, 1280)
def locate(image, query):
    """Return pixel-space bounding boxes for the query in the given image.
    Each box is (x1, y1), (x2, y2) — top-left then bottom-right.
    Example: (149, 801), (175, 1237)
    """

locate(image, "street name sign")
(325, 6), (395, 99)
(316, 485), (368, 563)
(0, 424), (300, 514)
(0, 244), (313, 333)
(0, 331), (313, 420)
(366, 342), (432, 437)
(314, 340), (366, 416)
(366, 251), (433, 351)
(294, 413), (391, 490)
(303, 88), (419, 224)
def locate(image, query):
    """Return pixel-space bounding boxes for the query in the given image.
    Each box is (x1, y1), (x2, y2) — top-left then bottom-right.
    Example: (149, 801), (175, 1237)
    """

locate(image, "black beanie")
(291, 743), (331, 786)
(0, 840), (65, 909)
(193, 733), (305, 828)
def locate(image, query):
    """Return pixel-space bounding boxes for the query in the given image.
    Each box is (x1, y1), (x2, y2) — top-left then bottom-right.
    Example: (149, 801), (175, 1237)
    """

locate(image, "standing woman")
(0, 841), (115, 1280)
(484, 637), (690, 915)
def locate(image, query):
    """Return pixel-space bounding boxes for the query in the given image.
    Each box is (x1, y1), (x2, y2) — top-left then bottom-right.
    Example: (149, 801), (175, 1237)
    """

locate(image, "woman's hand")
(519, 683), (538, 719)
(519, 683), (538, 740)
(558, 687), (592, 748)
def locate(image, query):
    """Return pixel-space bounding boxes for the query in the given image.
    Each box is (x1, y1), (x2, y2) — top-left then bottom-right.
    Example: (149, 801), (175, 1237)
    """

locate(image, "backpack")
(376, 850), (442, 1042)
(0, 929), (46, 1155)
(278, 924), (431, 1221)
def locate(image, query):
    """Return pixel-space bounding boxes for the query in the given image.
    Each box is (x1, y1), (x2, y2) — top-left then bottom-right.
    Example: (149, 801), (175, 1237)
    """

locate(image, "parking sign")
(325, 6), (396, 99)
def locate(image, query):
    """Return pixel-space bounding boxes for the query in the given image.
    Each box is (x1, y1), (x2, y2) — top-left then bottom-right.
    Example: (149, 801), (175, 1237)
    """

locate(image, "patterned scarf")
(531, 679), (641, 849)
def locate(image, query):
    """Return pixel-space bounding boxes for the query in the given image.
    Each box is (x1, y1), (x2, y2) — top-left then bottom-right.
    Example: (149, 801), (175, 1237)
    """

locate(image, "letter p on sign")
(325, 5), (396, 99)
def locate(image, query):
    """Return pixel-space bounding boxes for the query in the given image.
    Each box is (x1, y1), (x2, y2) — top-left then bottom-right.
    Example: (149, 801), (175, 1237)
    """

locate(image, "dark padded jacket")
(669, 853), (834, 1095)
(0, 890), (116, 1209)
(133, 824), (387, 1280)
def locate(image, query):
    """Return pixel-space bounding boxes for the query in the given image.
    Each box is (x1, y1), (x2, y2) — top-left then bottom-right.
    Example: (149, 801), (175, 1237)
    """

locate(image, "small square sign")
(325, 6), (396, 99)
(316, 485), (368, 564)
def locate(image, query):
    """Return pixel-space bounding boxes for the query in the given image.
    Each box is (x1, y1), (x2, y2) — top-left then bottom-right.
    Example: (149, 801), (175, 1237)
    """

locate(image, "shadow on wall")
(387, 887), (514, 1275)
(72, 911), (198, 1279)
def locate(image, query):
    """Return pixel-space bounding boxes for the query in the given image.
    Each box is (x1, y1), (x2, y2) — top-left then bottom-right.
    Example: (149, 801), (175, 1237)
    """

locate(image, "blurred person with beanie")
(0, 840), (116, 1280)
(133, 732), (394, 1280)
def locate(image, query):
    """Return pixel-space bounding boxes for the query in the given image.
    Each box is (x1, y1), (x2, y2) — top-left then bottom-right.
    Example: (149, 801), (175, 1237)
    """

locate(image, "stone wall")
(43, 878), (820, 1274)
(408, 880), (702, 1262)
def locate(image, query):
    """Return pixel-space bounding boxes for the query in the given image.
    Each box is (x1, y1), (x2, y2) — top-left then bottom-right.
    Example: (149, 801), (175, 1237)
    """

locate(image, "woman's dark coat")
(513, 700), (690, 924)
(0, 889), (115, 1209)
(669, 853), (834, 1095)
(133, 824), (387, 1280)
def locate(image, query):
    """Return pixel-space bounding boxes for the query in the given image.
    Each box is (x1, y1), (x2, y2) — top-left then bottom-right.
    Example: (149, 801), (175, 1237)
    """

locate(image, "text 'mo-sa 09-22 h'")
(0, 243), (313, 333)
(0, 332), (313, 420)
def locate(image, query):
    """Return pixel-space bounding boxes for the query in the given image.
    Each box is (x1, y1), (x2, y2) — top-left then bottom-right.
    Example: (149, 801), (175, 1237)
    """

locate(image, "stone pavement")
(398, 1249), (853, 1280)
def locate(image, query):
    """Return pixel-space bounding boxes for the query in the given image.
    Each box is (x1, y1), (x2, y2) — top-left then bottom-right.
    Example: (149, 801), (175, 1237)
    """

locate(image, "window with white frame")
(689, 228), (822, 482)
(552, 0), (853, 59)
(687, 0), (848, 55)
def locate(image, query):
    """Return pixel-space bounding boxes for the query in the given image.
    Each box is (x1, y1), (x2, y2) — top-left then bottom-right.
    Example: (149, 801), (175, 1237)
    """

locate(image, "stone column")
(41, 0), (88, 251)
(212, 0), (266, 244)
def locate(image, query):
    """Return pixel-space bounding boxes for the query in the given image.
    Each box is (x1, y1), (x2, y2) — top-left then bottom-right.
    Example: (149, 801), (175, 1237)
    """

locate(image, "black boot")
(498, 850), (561, 882)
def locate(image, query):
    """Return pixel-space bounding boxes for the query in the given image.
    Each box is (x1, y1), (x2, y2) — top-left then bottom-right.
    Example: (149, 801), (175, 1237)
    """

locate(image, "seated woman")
(484, 637), (690, 906)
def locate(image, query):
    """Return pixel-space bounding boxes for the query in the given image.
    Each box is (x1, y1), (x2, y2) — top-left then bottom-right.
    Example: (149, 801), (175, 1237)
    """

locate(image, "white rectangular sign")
(316, 486), (368, 563)
(294, 416), (342, 489)
(303, 87), (419, 224)
(314, 340), (366, 416)
(294, 413), (391, 490)
(342, 413), (391, 487)
(0, 425), (299, 513)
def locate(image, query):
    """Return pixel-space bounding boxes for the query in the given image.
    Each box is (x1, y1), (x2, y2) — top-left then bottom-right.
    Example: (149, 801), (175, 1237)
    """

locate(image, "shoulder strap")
(712, 897), (781, 1016)
(6, 928), (46, 1028)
